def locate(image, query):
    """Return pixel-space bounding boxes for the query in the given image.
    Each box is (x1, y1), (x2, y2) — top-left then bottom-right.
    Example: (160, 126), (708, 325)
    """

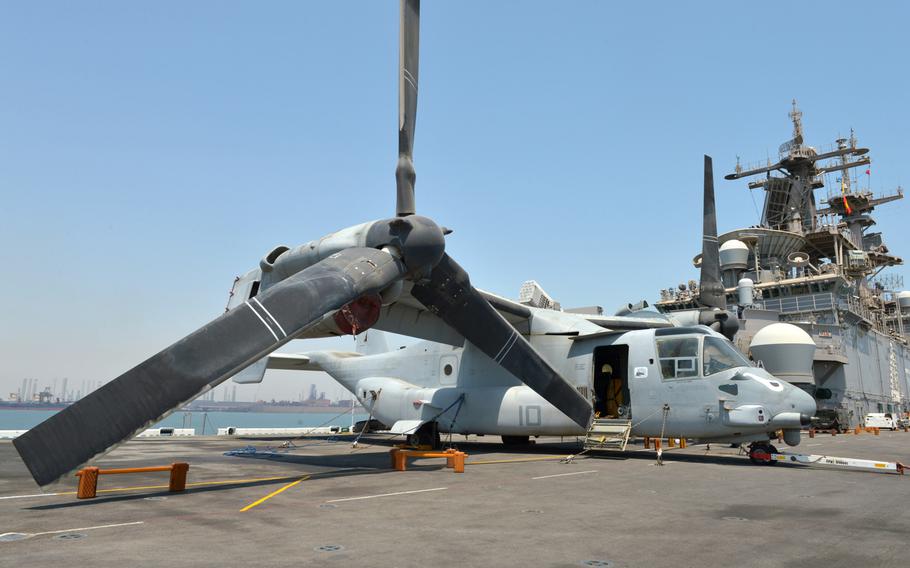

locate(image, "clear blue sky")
(2, 1), (908, 402)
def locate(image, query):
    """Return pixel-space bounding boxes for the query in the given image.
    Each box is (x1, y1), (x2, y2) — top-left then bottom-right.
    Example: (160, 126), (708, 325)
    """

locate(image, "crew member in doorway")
(603, 363), (624, 418)
(593, 363), (610, 418)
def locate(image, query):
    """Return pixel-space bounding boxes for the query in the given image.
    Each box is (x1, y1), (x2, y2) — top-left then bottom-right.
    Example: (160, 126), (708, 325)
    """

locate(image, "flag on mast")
(841, 173), (853, 215)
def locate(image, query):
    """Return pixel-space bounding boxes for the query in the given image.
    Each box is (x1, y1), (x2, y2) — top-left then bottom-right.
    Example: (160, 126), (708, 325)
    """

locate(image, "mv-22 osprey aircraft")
(235, 156), (816, 461)
(14, 0), (815, 488)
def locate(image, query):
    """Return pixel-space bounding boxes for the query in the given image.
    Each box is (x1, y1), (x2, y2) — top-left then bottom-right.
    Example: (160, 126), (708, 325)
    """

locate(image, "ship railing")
(814, 216), (836, 229)
(783, 146), (818, 160)
(733, 157), (776, 177)
(841, 295), (888, 332)
(757, 293), (834, 314)
(786, 140), (841, 161)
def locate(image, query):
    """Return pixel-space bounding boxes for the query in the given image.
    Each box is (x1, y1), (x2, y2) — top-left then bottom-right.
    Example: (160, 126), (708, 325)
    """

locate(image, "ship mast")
(725, 101), (904, 295)
(725, 99), (871, 234)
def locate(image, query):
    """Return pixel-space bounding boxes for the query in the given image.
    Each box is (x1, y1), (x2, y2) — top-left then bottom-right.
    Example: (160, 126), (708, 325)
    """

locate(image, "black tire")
(409, 423), (441, 449)
(748, 443), (775, 465)
(501, 435), (531, 446)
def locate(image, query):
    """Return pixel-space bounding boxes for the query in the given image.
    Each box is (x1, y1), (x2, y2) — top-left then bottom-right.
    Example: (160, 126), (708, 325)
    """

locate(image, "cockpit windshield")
(657, 334), (751, 380)
(656, 337), (700, 379)
(702, 336), (750, 376)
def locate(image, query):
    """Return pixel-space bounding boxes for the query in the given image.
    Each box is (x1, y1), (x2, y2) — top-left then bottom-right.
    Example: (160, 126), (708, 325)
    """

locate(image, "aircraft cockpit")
(654, 327), (751, 380)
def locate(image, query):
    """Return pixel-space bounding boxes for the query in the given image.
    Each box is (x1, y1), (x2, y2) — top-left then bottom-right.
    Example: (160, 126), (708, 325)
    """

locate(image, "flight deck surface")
(1, 433), (908, 568)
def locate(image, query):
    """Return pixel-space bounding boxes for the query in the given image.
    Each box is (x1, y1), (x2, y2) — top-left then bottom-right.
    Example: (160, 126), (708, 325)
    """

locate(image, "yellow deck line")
(240, 476), (309, 512)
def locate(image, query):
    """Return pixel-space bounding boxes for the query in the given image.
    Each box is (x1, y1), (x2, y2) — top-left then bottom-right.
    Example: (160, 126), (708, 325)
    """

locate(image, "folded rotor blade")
(14, 248), (406, 486)
(411, 254), (592, 429)
(698, 154), (725, 310)
(395, 0), (420, 217)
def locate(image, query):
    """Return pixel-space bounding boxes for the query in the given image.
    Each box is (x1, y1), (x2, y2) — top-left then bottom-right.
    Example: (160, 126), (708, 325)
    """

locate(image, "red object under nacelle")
(333, 293), (383, 335)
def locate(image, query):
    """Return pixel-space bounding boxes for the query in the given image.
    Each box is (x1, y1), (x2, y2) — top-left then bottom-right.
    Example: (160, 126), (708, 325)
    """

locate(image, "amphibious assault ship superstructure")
(656, 101), (910, 430)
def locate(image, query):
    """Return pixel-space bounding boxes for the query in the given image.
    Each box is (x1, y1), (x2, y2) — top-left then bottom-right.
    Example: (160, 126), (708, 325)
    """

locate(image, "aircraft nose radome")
(792, 387), (817, 422)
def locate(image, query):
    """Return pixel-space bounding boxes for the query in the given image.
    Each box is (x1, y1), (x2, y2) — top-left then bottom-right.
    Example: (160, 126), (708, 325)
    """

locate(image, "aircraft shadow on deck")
(614, 448), (757, 468)
(23, 441), (766, 510)
(24, 466), (385, 511)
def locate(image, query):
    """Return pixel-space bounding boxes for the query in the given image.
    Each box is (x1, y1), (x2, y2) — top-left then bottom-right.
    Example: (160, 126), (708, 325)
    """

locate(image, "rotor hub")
(368, 214), (445, 278)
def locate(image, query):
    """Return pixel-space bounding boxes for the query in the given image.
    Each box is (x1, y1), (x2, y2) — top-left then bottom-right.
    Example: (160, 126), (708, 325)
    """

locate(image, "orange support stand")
(169, 462), (189, 492)
(643, 437), (650, 449)
(390, 448), (467, 473)
(76, 467), (101, 499)
(75, 463), (190, 499)
(809, 429), (816, 438)
(679, 438), (687, 449)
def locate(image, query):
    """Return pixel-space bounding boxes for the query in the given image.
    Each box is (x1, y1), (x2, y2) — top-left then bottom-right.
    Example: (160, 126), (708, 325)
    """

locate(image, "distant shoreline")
(1, 407), (370, 431)
(0, 402), (365, 414)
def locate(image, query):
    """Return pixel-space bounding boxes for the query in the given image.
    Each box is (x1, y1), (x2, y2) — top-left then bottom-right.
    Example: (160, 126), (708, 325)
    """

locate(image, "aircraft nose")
(791, 386), (817, 424)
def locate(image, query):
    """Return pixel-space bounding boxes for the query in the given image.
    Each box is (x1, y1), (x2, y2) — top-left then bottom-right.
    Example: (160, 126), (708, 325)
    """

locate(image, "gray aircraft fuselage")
(305, 306), (815, 446)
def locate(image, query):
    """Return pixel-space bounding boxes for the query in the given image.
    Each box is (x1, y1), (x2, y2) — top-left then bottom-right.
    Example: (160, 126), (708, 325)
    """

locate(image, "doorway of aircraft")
(593, 345), (630, 419)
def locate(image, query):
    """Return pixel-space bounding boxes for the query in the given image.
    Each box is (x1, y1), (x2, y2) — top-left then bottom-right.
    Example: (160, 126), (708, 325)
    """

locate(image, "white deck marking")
(0, 492), (61, 501)
(251, 297), (287, 337)
(32, 521), (145, 537)
(326, 487), (447, 503)
(532, 470), (597, 480)
(244, 301), (279, 341)
(0, 521), (144, 541)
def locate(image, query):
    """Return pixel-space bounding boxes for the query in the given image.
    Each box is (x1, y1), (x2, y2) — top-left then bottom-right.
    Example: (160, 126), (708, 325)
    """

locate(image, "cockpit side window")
(656, 337), (699, 379)
(702, 336), (749, 376)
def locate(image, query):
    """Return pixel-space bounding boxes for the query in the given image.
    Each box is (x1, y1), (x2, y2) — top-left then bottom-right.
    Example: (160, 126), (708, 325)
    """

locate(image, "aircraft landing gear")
(748, 442), (779, 465)
(407, 422), (440, 449)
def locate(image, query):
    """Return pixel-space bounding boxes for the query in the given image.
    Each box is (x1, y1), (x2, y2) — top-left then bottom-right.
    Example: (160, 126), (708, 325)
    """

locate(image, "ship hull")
(813, 325), (910, 428)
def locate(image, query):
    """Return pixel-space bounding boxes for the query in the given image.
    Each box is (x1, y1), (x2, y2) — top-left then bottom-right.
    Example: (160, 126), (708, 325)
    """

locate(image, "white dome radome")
(719, 239), (750, 270)
(720, 239), (749, 252)
(751, 322), (815, 347)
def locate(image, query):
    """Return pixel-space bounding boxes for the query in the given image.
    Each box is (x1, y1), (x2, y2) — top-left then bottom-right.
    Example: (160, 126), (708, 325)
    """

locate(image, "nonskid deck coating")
(1, 433), (909, 568)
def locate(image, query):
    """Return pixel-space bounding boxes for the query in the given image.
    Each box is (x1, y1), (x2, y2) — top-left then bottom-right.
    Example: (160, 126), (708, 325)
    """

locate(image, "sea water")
(0, 409), (370, 434)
